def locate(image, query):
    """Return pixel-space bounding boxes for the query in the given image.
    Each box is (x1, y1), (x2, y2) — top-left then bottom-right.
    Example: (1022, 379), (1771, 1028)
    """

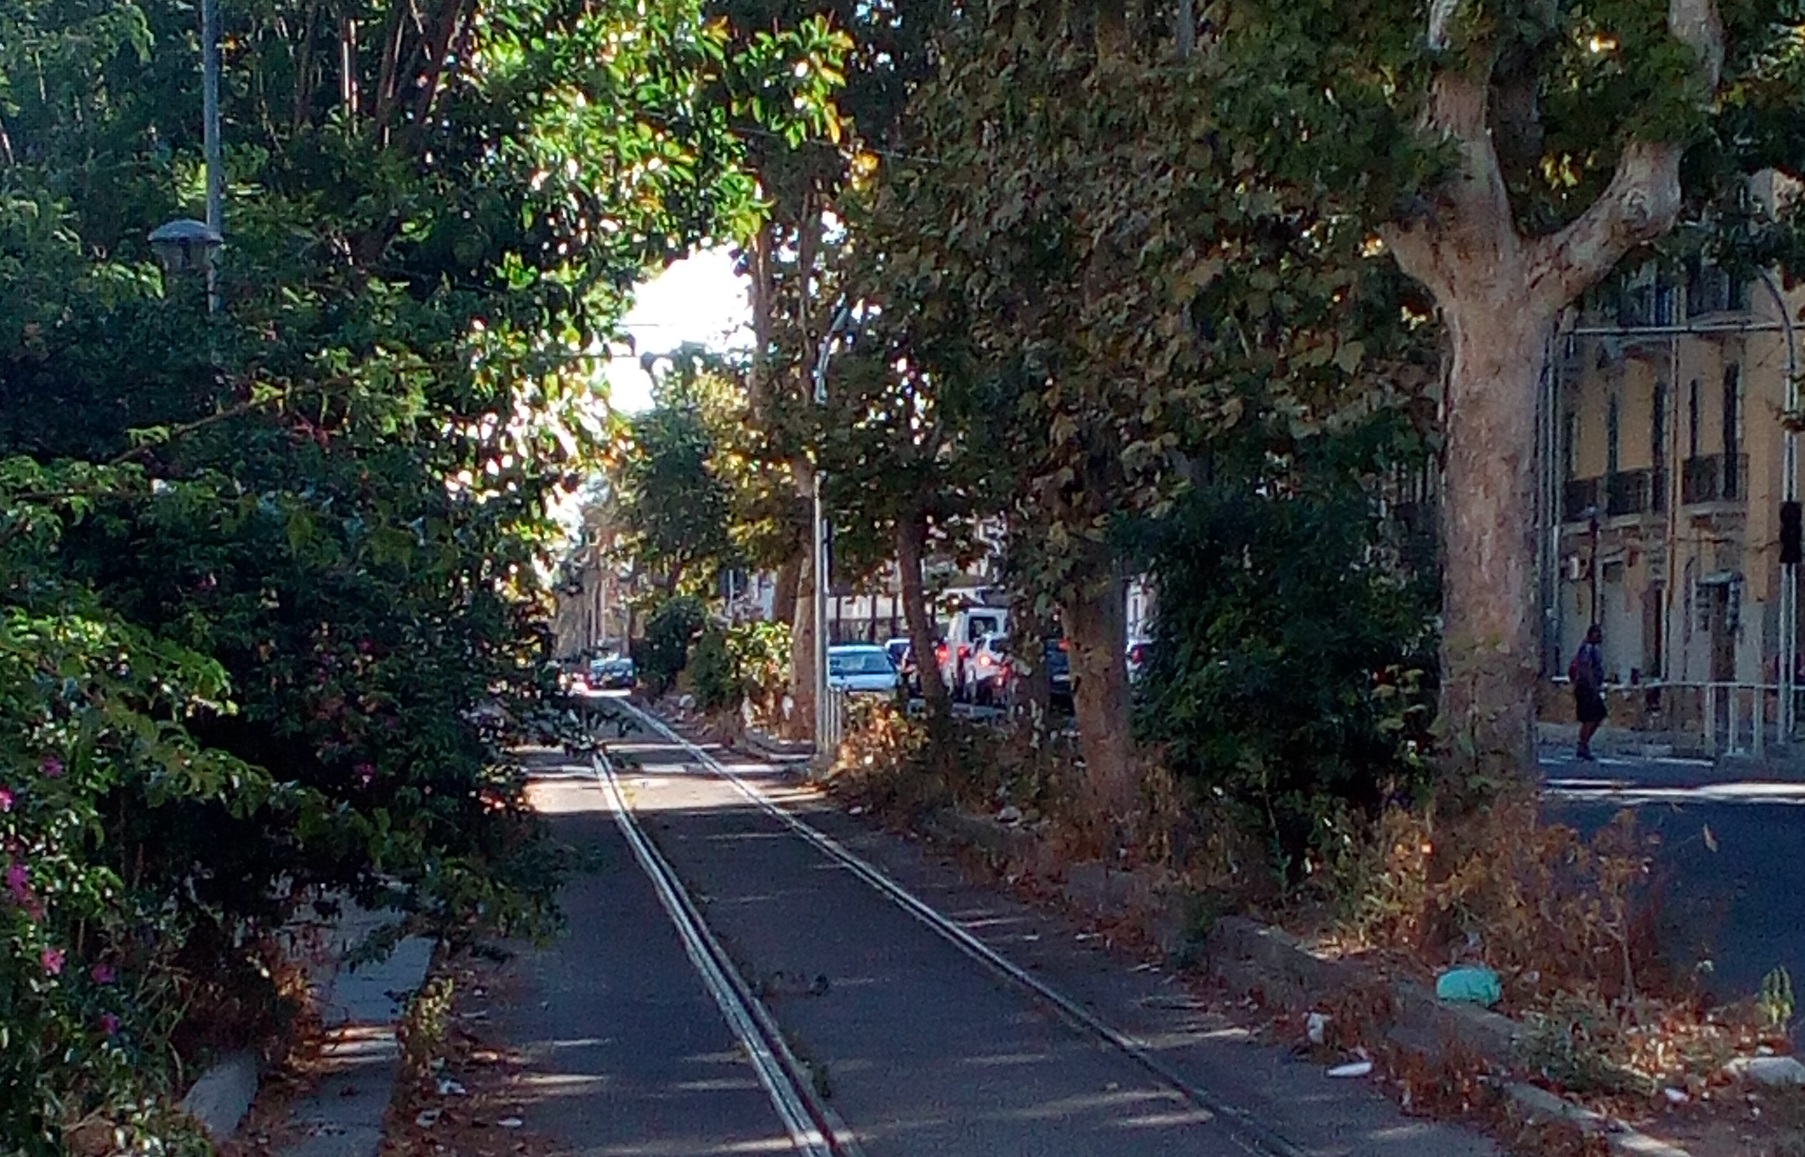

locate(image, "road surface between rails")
(490, 692), (1499, 1157)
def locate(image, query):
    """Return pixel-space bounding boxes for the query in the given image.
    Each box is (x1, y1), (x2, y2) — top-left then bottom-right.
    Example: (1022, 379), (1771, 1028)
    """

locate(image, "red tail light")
(1057, 639), (1069, 652)
(977, 653), (992, 668)
(959, 644), (971, 659)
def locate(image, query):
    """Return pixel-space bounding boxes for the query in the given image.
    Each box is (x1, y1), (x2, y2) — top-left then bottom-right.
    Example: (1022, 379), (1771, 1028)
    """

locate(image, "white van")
(938, 604), (1009, 701)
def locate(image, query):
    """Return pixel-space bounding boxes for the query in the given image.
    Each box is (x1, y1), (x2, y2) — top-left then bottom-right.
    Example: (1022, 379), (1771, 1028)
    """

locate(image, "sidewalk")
(1539, 720), (1805, 780)
(272, 908), (435, 1157)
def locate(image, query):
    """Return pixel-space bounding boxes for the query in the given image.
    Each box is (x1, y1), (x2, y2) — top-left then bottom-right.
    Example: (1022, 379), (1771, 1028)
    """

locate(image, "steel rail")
(612, 698), (1303, 1157)
(594, 748), (861, 1157)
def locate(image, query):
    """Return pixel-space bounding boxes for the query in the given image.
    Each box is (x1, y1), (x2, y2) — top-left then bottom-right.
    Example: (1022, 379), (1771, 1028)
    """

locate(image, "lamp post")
(1760, 270), (1799, 740)
(811, 303), (855, 753)
(148, 0), (223, 311)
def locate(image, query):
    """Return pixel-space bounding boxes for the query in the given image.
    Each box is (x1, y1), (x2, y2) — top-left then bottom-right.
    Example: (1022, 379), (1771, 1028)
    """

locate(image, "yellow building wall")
(1551, 279), (1801, 704)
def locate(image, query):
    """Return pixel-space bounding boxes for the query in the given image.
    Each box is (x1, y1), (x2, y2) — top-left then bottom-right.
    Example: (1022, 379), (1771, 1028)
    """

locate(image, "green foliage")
(691, 620), (792, 715)
(1761, 966), (1797, 1032)
(638, 596), (709, 696)
(0, 0), (846, 1144)
(614, 385), (740, 596)
(691, 626), (741, 713)
(1134, 433), (1438, 882)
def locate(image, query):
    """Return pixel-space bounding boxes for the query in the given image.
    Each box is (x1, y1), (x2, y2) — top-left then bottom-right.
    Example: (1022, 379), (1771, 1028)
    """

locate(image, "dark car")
(587, 656), (637, 691)
(1126, 639), (1156, 685)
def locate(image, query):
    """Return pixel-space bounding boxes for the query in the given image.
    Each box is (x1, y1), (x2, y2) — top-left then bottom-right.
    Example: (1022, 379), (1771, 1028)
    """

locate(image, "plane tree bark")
(1381, 0), (1724, 786)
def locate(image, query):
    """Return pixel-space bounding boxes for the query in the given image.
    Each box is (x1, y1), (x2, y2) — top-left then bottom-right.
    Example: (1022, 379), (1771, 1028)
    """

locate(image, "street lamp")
(149, 0), (223, 312)
(812, 302), (856, 754)
(1760, 270), (1799, 739)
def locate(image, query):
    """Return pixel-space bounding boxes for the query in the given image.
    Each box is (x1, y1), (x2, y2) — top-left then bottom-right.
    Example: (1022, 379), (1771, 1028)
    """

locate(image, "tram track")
(601, 696), (1305, 1157)
(594, 745), (864, 1156)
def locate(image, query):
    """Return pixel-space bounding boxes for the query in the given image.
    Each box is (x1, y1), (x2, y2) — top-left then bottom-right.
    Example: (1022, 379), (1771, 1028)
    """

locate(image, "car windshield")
(829, 651), (893, 675)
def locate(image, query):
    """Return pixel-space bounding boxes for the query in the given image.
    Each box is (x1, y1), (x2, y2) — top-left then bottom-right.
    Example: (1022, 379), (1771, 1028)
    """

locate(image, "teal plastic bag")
(1435, 965), (1503, 1007)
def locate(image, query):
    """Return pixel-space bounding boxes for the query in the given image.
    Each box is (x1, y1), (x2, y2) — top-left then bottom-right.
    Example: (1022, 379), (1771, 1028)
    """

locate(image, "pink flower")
(40, 756), (63, 779)
(91, 962), (116, 985)
(6, 863), (29, 902)
(0, 787), (14, 812)
(41, 948), (64, 976)
(99, 1013), (120, 1036)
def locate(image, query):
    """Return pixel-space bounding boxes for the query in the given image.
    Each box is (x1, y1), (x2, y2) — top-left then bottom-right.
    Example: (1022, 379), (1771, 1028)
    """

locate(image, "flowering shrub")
(0, 581), (275, 1154)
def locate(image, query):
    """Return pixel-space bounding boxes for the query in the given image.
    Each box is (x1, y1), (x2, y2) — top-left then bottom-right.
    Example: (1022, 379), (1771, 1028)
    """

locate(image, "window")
(1688, 378), (1701, 458)
(1607, 393), (1621, 475)
(1723, 364), (1741, 459)
(1651, 381), (1667, 470)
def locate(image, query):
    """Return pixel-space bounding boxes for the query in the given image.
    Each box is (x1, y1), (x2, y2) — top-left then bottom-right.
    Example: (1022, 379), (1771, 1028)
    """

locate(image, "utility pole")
(811, 304), (853, 754)
(203, 0), (223, 313)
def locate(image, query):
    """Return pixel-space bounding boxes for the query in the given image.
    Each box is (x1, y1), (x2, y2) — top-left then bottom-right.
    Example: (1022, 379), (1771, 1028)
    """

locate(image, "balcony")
(1562, 477), (1600, 523)
(1682, 453), (1750, 505)
(1686, 262), (1752, 318)
(1605, 469), (1653, 517)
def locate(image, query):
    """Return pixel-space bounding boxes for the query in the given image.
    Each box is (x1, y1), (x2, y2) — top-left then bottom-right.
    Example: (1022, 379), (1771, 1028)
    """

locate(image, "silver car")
(827, 644), (901, 695)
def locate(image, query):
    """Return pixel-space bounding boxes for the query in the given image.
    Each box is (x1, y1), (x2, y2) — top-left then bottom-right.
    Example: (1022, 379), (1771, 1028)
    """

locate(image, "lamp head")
(148, 218), (223, 274)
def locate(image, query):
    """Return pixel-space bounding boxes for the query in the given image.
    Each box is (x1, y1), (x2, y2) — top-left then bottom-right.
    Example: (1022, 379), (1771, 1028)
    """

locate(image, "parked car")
(827, 644), (902, 695)
(969, 633), (1073, 709)
(883, 637), (911, 669)
(965, 633), (1012, 705)
(587, 656), (637, 691)
(939, 605), (1009, 701)
(1126, 639), (1157, 685)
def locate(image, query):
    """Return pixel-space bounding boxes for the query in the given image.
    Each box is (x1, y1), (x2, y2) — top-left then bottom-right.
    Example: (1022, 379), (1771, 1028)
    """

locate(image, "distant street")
(1539, 746), (1805, 1010)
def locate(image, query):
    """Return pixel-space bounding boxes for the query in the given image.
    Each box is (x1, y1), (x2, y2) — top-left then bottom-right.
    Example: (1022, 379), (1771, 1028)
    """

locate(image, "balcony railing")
(1682, 453), (1750, 505)
(1562, 477), (1600, 523)
(1686, 263), (1752, 318)
(1605, 469), (1653, 517)
(1563, 471), (1672, 522)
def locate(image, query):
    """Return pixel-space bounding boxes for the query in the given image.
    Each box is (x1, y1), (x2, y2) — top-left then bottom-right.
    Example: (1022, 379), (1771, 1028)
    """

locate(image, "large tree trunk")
(1381, 0), (1729, 787)
(1010, 606), (1053, 724)
(1064, 555), (1134, 817)
(896, 512), (948, 718)
(1436, 306), (1549, 786)
(773, 557), (799, 626)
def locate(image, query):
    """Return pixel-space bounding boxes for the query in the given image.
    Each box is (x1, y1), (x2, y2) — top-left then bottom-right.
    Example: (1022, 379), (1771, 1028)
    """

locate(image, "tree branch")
(1381, 71), (1517, 305)
(1524, 0), (1724, 311)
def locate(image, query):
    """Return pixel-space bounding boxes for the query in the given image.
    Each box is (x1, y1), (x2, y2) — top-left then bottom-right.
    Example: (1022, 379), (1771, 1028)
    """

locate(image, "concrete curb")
(180, 1048), (261, 1142)
(738, 727), (815, 763)
(917, 804), (1695, 1157)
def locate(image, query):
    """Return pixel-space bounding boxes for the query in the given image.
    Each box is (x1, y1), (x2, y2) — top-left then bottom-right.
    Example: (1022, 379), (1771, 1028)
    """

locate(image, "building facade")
(1544, 254), (1800, 740)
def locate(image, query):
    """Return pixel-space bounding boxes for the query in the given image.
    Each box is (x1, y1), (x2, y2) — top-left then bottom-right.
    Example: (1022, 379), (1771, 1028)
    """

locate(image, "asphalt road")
(1540, 746), (1805, 1010)
(494, 761), (800, 1156)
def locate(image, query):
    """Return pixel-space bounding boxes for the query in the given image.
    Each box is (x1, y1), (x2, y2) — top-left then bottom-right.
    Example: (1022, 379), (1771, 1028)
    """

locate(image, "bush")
(690, 625), (739, 712)
(637, 596), (708, 696)
(691, 620), (791, 718)
(1135, 478), (1437, 884)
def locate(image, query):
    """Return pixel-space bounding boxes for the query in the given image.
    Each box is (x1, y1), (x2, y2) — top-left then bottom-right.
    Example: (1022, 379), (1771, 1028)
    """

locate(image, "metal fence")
(819, 688), (849, 758)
